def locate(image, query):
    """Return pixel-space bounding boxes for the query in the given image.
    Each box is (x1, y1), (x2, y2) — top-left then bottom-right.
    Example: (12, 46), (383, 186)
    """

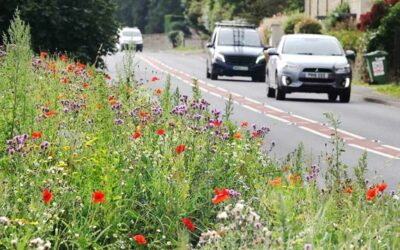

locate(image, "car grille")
(302, 68), (333, 73)
(225, 55), (256, 65)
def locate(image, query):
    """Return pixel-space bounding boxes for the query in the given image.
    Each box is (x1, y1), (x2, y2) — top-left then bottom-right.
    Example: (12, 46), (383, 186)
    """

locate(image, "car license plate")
(305, 72), (329, 79)
(233, 66), (248, 71)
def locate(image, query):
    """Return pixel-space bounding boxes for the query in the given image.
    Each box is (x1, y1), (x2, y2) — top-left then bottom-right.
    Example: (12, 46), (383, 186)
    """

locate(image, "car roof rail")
(215, 20), (255, 29)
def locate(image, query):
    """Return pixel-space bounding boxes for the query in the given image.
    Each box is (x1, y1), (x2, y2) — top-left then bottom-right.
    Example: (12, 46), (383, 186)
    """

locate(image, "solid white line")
(217, 87), (227, 92)
(337, 129), (366, 140)
(263, 104), (285, 112)
(348, 144), (400, 160)
(299, 126), (331, 139)
(383, 144), (400, 152)
(291, 114), (318, 124)
(242, 105), (262, 114)
(266, 114), (290, 124)
(208, 92), (222, 98)
(199, 87), (209, 93)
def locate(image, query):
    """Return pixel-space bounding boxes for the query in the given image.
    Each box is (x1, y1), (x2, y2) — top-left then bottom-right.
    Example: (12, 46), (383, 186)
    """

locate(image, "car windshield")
(218, 28), (262, 47)
(282, 37), (343, 56)
(122, 31), (141, 37)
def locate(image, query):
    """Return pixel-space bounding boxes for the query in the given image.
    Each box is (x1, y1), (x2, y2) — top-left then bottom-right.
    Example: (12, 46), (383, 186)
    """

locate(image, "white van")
(119, 27), (143, 52)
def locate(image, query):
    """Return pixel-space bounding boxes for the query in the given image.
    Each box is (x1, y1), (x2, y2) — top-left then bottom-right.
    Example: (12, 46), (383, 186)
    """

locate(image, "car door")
(267, 39), (283, 88)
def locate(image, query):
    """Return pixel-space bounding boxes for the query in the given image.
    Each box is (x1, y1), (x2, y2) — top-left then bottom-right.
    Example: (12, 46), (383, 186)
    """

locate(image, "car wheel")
(328, 92), (338, 102)
(267, 87), (275, 98)
(210, 66), (218, 80)
(275, 73), (285, 100)
(339, 88), (351, 103)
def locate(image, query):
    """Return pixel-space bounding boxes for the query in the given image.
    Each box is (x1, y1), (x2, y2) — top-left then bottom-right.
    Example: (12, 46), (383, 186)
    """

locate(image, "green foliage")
(115, 0), (149, 31)
(283, 14), (304, 34)
(167, 30), (185, 47)
(325, 1), (351, 30)
(327, 29), (364, 51)
(294, 17), (322, 34)
(145, 0), (185, 33)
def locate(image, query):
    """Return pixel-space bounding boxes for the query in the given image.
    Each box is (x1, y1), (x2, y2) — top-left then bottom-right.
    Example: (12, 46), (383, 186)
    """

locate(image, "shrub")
(358, 1), (393, 31)
(294, 17), (322, 34)
(327, 30), (364, 51)
(167, 30), (184, 48)
(283, 14), (304, 34)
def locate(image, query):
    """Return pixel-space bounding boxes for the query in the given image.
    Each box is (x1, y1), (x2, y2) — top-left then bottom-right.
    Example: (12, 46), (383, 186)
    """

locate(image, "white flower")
(393, 195), (399, 200)
(0, 216), (10, 225)
(232, 202), (244, 214)
(217, 211), (228, 220)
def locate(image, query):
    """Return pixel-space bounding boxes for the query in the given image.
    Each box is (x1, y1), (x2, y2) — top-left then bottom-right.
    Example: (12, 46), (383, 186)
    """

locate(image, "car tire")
(328, 92), (338, 102)
(276, 88), (286, 100)
(206, 63), (211, 79)
(267, 87), (275, 98)
(210, 66), (218, 80)
(339, 88), (351, 103)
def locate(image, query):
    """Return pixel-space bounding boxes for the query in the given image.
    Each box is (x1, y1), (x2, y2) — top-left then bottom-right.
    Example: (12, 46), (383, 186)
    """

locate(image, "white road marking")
(348, 144), (400, 160)
(299, 126), (331, 139)
(291, 114), (318, 124)
(383, 144), (400, 152)
(266, 114), (290, 124)
(337, 129), (366, 140)
(242, 105), (262, 114)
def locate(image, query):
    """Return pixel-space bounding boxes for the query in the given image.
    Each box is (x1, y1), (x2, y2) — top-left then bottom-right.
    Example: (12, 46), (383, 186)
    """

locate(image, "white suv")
(119, 27), (143, 52)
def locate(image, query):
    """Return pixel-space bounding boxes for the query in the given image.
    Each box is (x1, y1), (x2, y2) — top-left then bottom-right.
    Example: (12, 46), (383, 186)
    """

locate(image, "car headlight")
(256, 54), (266, 64)
(213, 53), (225, 63)
(335, 64), (351, 74)
(283, 63), (300, 71)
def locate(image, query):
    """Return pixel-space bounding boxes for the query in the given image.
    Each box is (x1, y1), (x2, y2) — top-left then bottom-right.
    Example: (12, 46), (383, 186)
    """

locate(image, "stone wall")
(304, 0), (373, 18)
(143, 34), (205, 51)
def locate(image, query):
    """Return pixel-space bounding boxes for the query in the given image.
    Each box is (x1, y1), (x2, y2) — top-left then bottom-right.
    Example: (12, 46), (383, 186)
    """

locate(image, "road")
(104, 51), (400, 188)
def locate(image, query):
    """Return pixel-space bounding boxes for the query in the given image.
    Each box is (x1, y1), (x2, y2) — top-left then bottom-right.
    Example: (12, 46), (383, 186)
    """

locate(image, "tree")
(1, 0), (119, 63)
(145, 0), (184, 33)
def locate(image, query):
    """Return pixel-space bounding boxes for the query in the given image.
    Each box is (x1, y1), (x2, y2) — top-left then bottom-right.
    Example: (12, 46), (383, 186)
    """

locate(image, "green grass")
(1, 15), (400, 250)
(353, 80), (400, 98)
(171, 46), (205, 53)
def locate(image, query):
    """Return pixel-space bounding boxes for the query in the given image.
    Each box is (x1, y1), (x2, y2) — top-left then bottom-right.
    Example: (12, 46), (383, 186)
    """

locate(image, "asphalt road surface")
(104, 51), (400, 188)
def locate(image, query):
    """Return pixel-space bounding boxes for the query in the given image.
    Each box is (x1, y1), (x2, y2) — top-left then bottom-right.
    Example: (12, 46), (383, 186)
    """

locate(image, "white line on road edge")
(291, 115), (318, 124)
(299, 126), (331, 139)
(337, 129), (366, 140)
(348, 144), (400, 160)
(266, 114), (290, 124)
(242, 105), (262, 114)
(383, 144), (400, 152)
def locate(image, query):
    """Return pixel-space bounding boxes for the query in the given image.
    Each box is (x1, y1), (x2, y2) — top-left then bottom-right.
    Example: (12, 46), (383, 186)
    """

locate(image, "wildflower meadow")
(0, 16), (400, 250)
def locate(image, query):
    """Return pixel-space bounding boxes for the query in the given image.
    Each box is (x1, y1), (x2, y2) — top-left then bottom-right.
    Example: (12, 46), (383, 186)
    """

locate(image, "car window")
(122, 30), (141, 37)
(217, 28), (262, 47)
(282, 38), (343, 56)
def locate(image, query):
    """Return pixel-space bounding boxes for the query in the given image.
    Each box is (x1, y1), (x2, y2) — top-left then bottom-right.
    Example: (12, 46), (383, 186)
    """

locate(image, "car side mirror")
(266, 48), (278, 56)
(206, 42), (214, 48)
(346, 50), (356, 61)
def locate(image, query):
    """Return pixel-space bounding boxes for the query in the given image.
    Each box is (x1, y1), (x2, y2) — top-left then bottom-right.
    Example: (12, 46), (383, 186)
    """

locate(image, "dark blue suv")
(206, 21), (267, 82)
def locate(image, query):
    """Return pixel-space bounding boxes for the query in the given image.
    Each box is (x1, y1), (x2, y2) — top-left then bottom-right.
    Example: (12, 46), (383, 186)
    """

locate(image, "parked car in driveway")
(266, 34), (355, 102)
(206, 21), (268, 82)
(119, 27), (143, 52)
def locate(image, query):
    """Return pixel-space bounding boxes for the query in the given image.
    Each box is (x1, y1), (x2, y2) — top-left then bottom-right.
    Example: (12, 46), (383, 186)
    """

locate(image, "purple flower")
(227, 189), (241, 198)
(40, 141), (50, 150)
(152, 106), (163, 115)
(304, 243), (312, 250)
(114, 118), (124, 125)
(192, 114), (202, 120)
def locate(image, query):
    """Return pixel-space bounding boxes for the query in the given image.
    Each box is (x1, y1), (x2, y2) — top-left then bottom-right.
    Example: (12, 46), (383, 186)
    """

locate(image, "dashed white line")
(266, 114), (290, 124)
(383, 144), (400, 152)
(337, 129), (366, 140)
(291, 114), (318, 124)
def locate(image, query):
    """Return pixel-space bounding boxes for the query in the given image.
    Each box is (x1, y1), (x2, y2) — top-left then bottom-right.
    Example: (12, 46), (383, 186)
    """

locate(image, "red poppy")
(82, 82), (90, 88)
(132, 132), (141, 140)
(211, 120), (222, 127)
(60, 55), (68, 62)
(151, 76), (160, 82)
(32, 131), (42, 140)
(67, 64), (75, 71)
(270, 177), (282, 187)
(240, 121), (248, 128)
(157, 129), (165, 136)
(344, 186), (353, 194)
(133, 234), (147, 245)
(176, 144), (186, 154)
(376, 183), (387, 192)
(105, 74), (111, 80)
(40, 52), (48, 58)
(366, 187), (378, 201)
(76, 62), (86, 69)
(62, 77), (68, 84)
(42, 188), (52, 203)
(233, 132), (241, 139)
(139, 111), (148, 119)
(251, 131), (259, 138)
(45, 110), (57, 118)
(74, 69), (81, 75)
(212, 188), (230, 204)
(181, 218), (195, 232)
(289, 175), (301, 185)
(92, 191), (105, 203)
(155, 89), (162, 95)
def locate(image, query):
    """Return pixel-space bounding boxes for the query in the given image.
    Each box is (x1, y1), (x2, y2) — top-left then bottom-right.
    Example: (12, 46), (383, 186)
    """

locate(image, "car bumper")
(279, 71), (352, 93)
(212, 61), (266, 77)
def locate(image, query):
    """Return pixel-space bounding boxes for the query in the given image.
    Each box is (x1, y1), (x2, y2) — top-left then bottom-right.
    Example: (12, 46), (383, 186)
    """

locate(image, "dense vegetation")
(1, 15), (400, 250)
(0, 1), (119, 64)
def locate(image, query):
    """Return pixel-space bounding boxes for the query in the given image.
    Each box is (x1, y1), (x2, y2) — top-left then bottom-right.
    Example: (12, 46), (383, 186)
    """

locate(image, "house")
(304, 0), (374, 19)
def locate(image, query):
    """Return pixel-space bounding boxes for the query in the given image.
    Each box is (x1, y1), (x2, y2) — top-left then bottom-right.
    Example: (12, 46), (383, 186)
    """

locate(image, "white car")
(119, 27), (143, 52)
